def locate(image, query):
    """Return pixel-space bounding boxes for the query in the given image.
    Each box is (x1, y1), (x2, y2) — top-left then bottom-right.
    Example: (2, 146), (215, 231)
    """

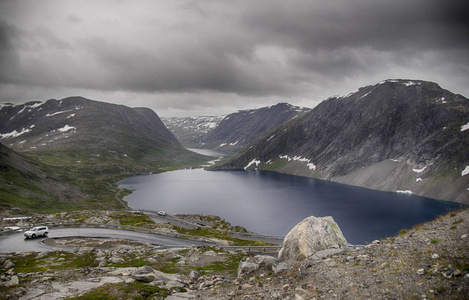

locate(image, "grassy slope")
(0, 144), (209, 214)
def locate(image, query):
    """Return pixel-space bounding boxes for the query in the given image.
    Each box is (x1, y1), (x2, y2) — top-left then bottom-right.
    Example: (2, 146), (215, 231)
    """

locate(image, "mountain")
(199, 103), (310, 153)
(0, 97), (207, 212)
(0, 97), (203, 164)
(162, 116), (225, 148)
(214, 79), (469, 204)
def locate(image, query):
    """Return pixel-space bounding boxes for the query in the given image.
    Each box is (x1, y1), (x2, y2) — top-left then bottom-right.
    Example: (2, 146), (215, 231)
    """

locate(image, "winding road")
(0, 227), (212, 253)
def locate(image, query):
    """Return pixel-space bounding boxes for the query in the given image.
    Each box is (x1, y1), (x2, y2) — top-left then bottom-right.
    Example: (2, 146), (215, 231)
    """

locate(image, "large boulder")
(278, 216), (347, 262)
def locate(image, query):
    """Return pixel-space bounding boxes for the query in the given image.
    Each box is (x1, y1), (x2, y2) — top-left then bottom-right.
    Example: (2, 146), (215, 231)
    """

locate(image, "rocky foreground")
(0, 209), (468, 299)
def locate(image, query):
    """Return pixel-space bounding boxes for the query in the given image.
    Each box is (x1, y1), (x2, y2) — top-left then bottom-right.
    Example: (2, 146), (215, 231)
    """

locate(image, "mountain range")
(0, 97), (206, 212)
(162, 115), (225, 148)
(213, 79), (469, 204)
(1, 79), (468, 210)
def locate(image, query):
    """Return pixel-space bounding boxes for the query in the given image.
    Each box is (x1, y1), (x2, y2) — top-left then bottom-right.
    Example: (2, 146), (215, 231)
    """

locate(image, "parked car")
(157, 211), (167, 216)
(24, 226), (49, 239)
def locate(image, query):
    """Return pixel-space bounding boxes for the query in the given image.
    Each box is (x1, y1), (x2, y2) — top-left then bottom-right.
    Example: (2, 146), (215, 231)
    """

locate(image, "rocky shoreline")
(0, 209), (468, 299)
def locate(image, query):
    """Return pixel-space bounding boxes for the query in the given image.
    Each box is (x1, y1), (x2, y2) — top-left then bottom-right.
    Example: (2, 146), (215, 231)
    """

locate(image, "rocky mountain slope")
(214, 79), (469, 204)
(162, 116), (224, 148)
(0, 97), (194, 162)
(199, 103), (310, 153)
(0, 97), (207, 212)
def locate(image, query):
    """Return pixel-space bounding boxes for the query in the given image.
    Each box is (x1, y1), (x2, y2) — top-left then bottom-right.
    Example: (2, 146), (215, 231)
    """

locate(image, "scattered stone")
(3, 259), (14, 269)
(4, 275), (19, 287)
(132, 266), (156, 283)
(237, 255), (276, 278)
(275, 262), (291, 273)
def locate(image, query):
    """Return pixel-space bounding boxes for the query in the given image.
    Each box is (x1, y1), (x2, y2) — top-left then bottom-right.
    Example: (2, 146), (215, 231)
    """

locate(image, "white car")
(157, 211), (167, 216)
(24, 226), (49, 239)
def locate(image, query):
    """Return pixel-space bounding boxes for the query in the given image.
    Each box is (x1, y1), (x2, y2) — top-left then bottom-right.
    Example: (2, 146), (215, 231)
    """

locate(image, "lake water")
(117, 168), (463, 244)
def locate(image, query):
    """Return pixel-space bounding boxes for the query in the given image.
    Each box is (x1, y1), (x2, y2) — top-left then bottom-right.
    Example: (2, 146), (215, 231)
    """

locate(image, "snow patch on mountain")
(279, 155), (316, 170)
(0, 128), (31, 139)
(244, 159), (261, 170)
(57, 125), (76, 132)
(461, 122), (469, 132)
(462, 166), (469, 176)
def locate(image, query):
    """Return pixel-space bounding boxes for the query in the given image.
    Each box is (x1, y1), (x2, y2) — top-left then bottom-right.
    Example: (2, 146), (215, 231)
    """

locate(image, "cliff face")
(199, 103), (310, 153)
(215, 79), (469, 204)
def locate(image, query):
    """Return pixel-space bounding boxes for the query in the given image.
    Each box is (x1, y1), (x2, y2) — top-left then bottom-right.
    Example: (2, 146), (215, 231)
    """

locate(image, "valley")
(1, 79), (468, 299)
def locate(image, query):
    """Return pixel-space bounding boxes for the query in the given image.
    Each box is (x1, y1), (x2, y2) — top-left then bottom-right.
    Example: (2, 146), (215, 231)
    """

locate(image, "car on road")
(24, 226), (49, 239)
(157, 211), (167, 216)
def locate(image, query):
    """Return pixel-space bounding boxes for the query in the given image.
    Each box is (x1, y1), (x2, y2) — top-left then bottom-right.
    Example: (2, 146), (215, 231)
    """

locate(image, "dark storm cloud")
(0, 0), (468, 116)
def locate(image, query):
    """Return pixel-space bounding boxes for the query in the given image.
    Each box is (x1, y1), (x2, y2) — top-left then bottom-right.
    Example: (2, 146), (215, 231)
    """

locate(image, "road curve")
(0, 227), (212, 253)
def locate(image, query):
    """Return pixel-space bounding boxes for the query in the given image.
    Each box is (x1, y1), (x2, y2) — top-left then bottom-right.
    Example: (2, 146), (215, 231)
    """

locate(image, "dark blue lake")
(117, 168), (464, 244)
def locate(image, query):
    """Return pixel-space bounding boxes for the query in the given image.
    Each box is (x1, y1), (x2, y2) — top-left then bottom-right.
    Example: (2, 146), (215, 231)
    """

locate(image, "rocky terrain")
(215, 79), (469, 204)
(0, 209), (467, 299)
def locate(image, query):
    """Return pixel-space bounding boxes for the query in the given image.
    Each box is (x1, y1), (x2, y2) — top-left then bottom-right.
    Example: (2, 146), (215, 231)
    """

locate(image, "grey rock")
(274, 262), (292, 274)
(237, 255), (276, 278)
(279, 216), (348, 262)
(132, 266), (156, 283)
(3, 259), (14, 269)
(5, 275), (19, 287)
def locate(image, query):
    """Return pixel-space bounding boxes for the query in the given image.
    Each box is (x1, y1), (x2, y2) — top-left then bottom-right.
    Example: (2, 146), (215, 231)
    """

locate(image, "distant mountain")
(214, 80), (469, 204)
(199, 103), (310, 153)
(162, 116), (225, 148)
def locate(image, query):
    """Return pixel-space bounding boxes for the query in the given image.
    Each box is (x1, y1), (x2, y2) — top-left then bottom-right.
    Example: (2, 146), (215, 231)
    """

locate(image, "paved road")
(0, 227), (212, 253)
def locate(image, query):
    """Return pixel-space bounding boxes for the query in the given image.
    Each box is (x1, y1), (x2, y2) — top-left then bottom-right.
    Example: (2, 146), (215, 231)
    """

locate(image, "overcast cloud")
(0, 0), (468, 117)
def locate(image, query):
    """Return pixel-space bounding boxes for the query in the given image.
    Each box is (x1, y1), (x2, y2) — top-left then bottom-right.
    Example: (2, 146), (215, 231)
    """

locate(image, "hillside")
(198, 103), (310, 153)
(162, 116), (224, 148)
(0, 142), (90, 212)
(1, 209), (467, 299)
(0, 97), (208, 212)
(214, 79), (469, 204)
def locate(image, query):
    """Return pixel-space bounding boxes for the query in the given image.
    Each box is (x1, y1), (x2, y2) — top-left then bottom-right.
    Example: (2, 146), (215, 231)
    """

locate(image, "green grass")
(173, 226), (274, 246)
(192, 254), (243, 274)
(68, 281), (178, 299)
(13, 252), (98, 273)
(111, 212), (156, 229)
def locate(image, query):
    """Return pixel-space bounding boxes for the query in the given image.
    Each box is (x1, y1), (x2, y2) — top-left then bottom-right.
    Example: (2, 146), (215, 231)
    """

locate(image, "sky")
(0, 0), (468, 117)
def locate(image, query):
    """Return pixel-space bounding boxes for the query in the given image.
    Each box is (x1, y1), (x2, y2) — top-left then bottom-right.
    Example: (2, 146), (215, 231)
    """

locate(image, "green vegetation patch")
(12, 251), (98, 273)
(173, 226), (274, 246)
(111, 212), (156, 229)
(69, 281), (181, 300)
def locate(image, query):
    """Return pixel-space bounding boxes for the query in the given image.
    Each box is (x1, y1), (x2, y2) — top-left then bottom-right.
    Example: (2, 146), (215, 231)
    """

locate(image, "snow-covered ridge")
(378, 79), (421, 87)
